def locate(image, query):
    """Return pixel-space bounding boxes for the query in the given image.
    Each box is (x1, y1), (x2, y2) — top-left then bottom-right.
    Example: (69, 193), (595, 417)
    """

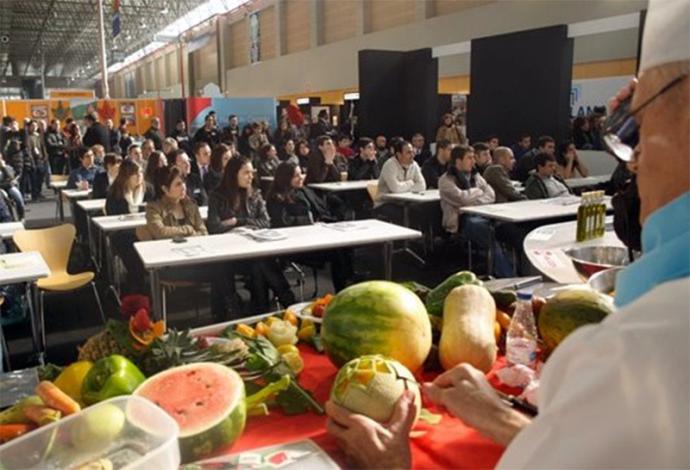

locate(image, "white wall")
(225, 0), (647, 97)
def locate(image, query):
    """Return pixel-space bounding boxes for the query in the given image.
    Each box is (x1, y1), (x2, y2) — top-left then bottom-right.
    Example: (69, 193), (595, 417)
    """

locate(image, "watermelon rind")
(133, 362), (246, 463)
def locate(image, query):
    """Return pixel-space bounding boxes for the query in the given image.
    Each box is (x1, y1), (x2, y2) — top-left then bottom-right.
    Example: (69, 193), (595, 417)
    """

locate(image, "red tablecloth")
(227, 346), (517, 469)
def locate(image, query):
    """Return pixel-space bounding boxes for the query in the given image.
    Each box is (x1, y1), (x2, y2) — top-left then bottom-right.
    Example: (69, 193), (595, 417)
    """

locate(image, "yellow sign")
(49, 89), (96, 99)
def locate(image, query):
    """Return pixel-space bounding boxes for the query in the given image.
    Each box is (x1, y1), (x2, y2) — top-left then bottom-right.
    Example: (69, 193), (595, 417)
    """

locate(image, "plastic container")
(506, 292), (538, 368)
(0, 396), (180, 470)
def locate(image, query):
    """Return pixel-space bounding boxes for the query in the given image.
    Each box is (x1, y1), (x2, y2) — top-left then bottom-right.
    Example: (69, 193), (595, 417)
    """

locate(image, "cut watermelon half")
(134, 362), (246, 463)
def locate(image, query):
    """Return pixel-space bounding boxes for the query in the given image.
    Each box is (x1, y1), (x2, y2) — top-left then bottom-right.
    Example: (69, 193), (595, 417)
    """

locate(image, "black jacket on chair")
(92, 172), (111, 199)
(184, 172), (208, 207)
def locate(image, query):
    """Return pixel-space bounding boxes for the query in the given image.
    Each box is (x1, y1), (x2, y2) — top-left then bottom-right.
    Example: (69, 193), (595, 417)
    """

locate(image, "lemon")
(281, 351), (304, 374)
(297, 324), (316, 341)
(277, 344), (299, 355)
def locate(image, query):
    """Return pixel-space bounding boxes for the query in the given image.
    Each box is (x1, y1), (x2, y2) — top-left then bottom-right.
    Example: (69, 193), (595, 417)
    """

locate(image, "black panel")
(163, 99), (187, 132)
(467, 25), (573, 145)
(358, 50), (405, 140)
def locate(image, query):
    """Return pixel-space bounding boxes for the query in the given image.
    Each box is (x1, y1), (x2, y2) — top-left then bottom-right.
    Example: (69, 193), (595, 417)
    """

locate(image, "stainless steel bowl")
(564, 246), (630, 280)
(587, 266), (624, 297)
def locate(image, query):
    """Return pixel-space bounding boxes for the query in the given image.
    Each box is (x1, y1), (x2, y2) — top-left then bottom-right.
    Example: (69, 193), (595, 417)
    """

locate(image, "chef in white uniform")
(325, 0), (689, 467)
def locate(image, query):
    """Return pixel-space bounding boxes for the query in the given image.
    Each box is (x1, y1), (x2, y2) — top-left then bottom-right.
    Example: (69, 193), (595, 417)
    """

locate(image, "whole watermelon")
(321, 281), (432, 372)
(538, 289), (614, 354)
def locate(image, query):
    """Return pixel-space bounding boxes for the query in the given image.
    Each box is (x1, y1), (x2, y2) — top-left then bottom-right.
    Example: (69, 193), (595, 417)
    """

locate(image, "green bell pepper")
(81, 355), (146, 405)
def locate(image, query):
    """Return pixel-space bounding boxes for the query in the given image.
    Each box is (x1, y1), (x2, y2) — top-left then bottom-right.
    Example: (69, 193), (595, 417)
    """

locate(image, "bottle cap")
(517, 291), (532, 301)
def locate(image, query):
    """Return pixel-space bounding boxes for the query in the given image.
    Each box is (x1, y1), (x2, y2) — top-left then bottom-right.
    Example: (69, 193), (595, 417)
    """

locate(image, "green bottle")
(576, 193), (588, 242)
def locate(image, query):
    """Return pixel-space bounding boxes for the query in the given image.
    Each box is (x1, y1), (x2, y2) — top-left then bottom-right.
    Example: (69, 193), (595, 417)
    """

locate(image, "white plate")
(287, 300), (323, 324)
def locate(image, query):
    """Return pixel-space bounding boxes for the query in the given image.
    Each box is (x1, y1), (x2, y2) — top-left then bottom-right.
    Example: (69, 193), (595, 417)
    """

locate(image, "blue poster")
(187, 97), (277, 134)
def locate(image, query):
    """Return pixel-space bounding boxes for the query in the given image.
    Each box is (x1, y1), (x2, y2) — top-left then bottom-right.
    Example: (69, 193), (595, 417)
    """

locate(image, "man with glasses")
(325, 0), (689, 467)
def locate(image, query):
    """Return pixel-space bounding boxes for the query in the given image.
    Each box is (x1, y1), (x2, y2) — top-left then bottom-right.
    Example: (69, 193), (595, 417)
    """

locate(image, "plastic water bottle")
(506, 292), (538, 368)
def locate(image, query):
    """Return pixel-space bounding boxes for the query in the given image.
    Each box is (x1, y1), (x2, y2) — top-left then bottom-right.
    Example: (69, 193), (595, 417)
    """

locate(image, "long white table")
(0, 222), (24, 240)
(460, 196), (613, 276)
(135, 219), (422, 321)
(308, 180), (376, 192)
(57, 188), (92, 222)
(524, 216), (624, 284)
(0, 251), (50, 364)
(565, 174), (611, 190)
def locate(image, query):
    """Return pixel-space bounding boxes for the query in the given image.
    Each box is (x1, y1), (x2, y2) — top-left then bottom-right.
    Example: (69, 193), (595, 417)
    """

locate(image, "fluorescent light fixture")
(344, 92), (360, 101)
(107, 0), (250, 74)
(296, 98), (310, 105)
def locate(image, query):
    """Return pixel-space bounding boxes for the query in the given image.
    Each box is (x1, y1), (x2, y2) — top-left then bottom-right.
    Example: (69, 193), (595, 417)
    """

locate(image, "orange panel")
(4, 101), (30, 122)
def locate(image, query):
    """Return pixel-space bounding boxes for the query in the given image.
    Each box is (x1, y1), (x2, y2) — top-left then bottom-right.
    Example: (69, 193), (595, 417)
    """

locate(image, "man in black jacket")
(348, 138), (380, 181)
(421, 139), (452, 189)
(45, 119), (67, 175)
(144, 117), (163, 150)
(513, 135), (555, 182)
(82, 113), (110, 151)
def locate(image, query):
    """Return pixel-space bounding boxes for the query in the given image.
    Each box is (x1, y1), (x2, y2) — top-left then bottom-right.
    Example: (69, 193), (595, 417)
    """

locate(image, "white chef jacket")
(498, 277), (690, 469)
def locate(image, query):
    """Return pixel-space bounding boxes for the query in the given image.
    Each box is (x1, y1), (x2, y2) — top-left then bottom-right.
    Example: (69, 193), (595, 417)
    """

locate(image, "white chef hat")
(639, 0), (690, 73)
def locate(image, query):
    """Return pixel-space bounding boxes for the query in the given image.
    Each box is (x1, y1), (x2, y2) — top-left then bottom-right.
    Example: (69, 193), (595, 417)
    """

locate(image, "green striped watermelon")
(134, 362), (246, 463)
(321, 281), (432, 372)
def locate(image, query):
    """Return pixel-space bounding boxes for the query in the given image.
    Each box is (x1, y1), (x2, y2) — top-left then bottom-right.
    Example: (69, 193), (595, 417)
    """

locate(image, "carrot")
(0, 423), (36, 443)
(35, 381), (81, 416)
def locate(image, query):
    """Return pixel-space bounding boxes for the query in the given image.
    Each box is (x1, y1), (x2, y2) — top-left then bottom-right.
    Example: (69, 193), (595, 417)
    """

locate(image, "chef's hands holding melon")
(423, 363), (531, 447)
(325, 390), (417, 469)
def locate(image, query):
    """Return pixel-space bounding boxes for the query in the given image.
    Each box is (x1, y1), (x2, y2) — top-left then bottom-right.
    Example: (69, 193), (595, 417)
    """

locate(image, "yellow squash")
(439, 285), (497, 373)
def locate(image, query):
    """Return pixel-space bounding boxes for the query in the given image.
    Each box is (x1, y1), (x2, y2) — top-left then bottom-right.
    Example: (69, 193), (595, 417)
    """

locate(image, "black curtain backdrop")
(163, 99), (187, 135)
(358, 48), (438, 143)
(467, 25), (573, 146)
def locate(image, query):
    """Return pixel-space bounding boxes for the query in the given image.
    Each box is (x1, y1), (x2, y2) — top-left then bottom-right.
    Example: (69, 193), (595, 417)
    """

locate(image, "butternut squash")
(439, 285), (497, 373)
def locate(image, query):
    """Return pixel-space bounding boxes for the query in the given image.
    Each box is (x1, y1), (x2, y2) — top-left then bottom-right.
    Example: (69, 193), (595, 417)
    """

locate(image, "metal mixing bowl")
(564, 246), (630, 280)
(587, 266), (624, 297)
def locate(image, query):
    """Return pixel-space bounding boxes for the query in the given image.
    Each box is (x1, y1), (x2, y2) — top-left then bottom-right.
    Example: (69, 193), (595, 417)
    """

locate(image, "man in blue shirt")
(67, 147), (100, 189)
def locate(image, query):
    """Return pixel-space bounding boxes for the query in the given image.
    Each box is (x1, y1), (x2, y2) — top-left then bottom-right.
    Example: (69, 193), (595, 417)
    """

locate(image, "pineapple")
(78, 330), (130, 362)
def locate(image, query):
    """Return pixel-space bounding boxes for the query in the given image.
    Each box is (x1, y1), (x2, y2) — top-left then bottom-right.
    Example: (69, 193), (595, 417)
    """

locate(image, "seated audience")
(194, 141), (212, 181)
(162, 137), (178, 161)
(141, 139), (155, 165)
(511, 133), (532, 161)
(248, 122), (269, 164)
(524, 153), (572, 199)
(193, 113), (220, 147)
(67, 147), (100, 189)
(127, 143), (144, 166)
(435, 113), (465, 145)
(257, 143), (281, 178)
(221, 114), (240, 146)
(572, 116), (597, 150)
(487, 135), (500, 151)
(483, 147), (527, 203)
(375, 139), (426, 222)
(267, 162), (355, 291)
(144, 166), (231, 318)
(304, 136), (340, 184)
(336, 134), (355, 159)
(281, 139), (299, 166)
(374, 135), (389, 163)
(173, 149), (207, 207)
(105, 160), (146, 292)
(421, 139), (452, 189)
(92, 153), (122, 199)
(207, 156), (296, 313)
(472, 142), (492, 175)
(348, 138), (380, 181)
(144, 150), (168, 200)
(118, 122), (133, 157)
(170, 119), (191, 154)
(439, 145), (513, 277)
(296, 139), (311, 171)
(556, 141), (590, 179)
(513, 135), (556, 182)
(411, 133), (432, 166)
(91, 144), (105, 168)
(205, 143), (232, 193)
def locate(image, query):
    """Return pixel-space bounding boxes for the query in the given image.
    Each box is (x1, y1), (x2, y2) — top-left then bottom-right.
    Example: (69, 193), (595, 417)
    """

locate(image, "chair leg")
(91, 282), (106, 325)
(39, 291), (46, 357)
(161, 286), (168, 326)
(311, 267), (319, 299)
(466, 240), (473, 271)
(0, 324), (11, 372)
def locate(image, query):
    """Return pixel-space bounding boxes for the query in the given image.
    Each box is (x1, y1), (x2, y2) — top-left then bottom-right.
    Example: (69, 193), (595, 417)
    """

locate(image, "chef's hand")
(423, 363), (531, 447)
(608, 78), (638, 114)
(326, 390), (416, 469)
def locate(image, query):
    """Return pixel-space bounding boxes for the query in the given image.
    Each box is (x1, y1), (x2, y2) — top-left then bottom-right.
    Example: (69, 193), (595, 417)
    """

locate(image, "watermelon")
(321, 281), (432, 372)
(134, 363), (246, 463)
(538, 289), (614, 354)
(331, 355), (421, 423)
